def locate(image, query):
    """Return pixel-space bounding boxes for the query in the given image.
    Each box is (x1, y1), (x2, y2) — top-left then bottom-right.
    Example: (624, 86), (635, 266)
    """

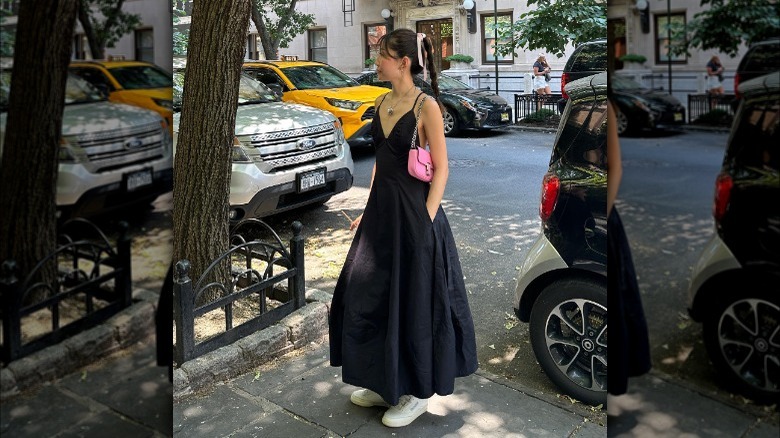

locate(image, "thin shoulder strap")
(376, 92), (389, 110)
(410, 94), (428, 150)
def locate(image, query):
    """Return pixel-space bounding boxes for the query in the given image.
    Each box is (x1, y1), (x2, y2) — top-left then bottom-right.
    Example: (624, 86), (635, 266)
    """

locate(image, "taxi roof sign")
(279, 55), (299, 61)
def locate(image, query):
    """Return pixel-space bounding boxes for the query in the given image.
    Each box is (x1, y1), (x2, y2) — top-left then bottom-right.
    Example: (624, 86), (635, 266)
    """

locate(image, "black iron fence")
(1, 219), (132, 363)
(514, 93), (563, 122)
(173, 219), (305, 365)
(688, 93), (736, 123)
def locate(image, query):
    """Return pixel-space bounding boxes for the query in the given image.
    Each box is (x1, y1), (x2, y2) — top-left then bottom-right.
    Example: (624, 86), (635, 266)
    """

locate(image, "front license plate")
(501, 112), (510, 122)
(126, 168), (153, 192)
(297, 168), (326, 193)
(674, 112), (683, 122)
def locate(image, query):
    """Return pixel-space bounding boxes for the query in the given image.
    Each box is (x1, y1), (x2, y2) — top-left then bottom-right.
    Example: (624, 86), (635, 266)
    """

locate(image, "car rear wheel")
(442, 107), (460, 137)
(615, 105), (630, 135)
(529, 278), (607, 406)
(702, 289), (779, 403)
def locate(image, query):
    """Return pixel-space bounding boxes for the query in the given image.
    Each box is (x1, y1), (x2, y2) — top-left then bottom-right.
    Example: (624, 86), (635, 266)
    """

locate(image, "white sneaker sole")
(381, 405), (427, 427)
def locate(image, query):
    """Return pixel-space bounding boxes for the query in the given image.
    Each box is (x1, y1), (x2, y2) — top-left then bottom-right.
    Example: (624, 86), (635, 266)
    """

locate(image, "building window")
(481, 12), (513, 64)
(308, 28), (327, 63)
(365, 23), (388, 62)
(246, 33), (263, 60)
(135, 28), (154, 63)
(655, 13), (687, 64)
(73, 33), (88, 59)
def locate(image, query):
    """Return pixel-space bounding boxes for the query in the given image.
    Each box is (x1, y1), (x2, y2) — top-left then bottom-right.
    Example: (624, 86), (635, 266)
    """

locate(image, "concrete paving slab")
(574, 420), (608, 438)
(57, 410), (156, 438)
(748, 419), (780, 438)
(607, 374), (760, 437)
(0, 385), (95, 437)
(173, 384), (263, 437)
(234, 343), (330, 397)
(230, 410), (328, 438)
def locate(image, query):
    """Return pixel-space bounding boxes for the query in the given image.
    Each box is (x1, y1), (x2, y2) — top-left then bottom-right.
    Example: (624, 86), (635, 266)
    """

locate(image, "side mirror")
(267, 83), (284, 99)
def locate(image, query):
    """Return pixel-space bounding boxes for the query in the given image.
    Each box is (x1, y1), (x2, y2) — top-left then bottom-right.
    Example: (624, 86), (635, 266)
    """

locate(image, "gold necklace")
(386, 85), (416, 116)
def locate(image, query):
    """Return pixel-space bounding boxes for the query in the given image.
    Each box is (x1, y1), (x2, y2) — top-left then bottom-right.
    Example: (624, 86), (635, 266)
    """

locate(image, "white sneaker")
(381, 395), (428, 427)
(350, 388), (390, 408)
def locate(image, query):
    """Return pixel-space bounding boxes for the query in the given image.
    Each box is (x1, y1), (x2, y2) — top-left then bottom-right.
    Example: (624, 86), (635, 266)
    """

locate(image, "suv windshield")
(612, 75), (644, 91)
(172, 71), (278, 111)
(437, 74), (471, 90)
(108, 65), (173, 89)
(282, 65), (357, 90)
(1, 71), (104, 111)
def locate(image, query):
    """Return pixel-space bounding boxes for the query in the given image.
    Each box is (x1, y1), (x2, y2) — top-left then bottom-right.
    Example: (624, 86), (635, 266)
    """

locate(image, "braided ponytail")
(422, 36), (445, 114)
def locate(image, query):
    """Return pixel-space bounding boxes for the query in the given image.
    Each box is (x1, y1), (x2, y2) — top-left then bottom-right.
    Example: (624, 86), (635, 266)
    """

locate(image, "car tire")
(615, 105), (631, 135)
(442, 107), (461, 137)
(702, 288), (779, 403)
(529, 278), (607, 406)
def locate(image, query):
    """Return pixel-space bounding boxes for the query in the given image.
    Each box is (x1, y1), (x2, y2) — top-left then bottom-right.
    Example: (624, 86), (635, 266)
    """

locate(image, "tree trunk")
(77, 0), (104, 59)
(173, 0), (251, 305)
(250, 1), (275, 59)
(0, 0), (78, 300)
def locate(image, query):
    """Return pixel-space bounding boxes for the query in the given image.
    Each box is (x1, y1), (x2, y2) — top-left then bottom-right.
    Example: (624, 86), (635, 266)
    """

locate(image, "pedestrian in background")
(533, 54), (552, 110)
(329, 28), (478, 428)
(706, 55), (725, 108)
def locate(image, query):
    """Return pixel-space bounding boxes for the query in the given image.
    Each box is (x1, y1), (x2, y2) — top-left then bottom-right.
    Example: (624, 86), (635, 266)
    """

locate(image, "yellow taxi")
(243, 57), (388, 147)
(69, 58), (173, 132)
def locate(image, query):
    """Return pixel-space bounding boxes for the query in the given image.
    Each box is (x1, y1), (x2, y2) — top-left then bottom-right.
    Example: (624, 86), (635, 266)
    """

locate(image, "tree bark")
(173, 0), (251, 304)
(0, 0), (78, 299)
(250, 1), (275, 59)
(77, 0), (104, 59)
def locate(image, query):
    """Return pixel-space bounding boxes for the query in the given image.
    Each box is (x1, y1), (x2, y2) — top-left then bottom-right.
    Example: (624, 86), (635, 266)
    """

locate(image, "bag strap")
(410, 94), (428, 150)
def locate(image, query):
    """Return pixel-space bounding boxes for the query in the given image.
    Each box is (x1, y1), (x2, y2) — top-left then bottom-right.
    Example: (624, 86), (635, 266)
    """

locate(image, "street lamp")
(462, 0), (475, 9)
(381, 8), (394, 32)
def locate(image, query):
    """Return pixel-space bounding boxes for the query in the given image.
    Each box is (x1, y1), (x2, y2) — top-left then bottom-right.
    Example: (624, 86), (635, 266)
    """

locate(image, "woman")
(706, 55), (725, 107)
(533, 54), (552, 110)
(329, 28), (478, 428)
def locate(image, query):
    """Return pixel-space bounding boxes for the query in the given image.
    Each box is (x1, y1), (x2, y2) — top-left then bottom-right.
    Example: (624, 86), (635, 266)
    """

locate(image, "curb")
(0, 288), (160, 399)
(173, 288), (333, 401)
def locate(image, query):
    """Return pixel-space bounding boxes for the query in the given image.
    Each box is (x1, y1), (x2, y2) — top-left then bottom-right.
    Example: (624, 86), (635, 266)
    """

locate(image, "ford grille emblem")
(297, 138), (317, 150)
(124, 138), (143, 149)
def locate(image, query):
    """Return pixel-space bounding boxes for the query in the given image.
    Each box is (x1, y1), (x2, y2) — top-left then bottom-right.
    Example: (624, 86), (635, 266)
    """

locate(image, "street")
(618, 128), (778, 421)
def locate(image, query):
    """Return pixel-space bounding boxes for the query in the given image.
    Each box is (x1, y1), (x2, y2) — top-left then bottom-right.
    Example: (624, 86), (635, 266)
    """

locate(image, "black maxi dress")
(329, 93), (479, 406)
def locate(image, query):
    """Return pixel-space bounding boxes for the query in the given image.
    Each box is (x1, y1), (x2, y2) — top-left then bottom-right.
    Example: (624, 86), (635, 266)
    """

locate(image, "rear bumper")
(687, 234), (741, 320)
(514, 234), (568, 321)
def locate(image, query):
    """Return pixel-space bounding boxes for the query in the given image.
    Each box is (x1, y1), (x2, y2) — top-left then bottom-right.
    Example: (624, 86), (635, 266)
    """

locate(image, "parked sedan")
(612, 74), (685, 135)
(355, 71), (512, 136)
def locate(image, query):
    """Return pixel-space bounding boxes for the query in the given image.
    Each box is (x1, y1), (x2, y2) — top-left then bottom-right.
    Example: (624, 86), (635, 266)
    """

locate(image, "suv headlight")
(325, 97), (362, 111)
(58, 137), (87, 163)
(153, 98), (173, 110)
(333, 120), (346, 145)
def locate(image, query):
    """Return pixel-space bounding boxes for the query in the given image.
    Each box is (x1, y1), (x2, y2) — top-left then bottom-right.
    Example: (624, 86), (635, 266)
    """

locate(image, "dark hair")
(379, 28), (444, 113)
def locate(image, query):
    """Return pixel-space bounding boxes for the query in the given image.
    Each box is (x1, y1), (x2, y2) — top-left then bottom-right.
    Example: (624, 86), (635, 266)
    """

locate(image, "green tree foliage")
(77, 0), (141, 59)
(495, 0), (607, 59)
(668, 0), (780, 58)
(172, 2), (188, 55)
(0, 8), (14, 57)
(250, 0), (315, 59)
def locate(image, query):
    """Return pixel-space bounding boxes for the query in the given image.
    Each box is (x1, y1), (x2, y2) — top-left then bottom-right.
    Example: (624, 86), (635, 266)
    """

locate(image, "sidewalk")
(173, 339), (606, 437)
(0, 333), (172, 437)
(608, 373), (778, 437)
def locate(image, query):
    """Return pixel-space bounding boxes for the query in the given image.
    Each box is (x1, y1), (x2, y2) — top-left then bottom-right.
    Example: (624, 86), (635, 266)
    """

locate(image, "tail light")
(713, 173), (733, 221)
(540, 173), (560, 221)
(734, 73), (741, 99)
(561, 72), (570, 100)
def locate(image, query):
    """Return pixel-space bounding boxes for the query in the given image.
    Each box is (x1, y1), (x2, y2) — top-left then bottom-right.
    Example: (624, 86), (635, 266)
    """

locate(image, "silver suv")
(0, 71), (173, 218)
(172, 68), (354, 220)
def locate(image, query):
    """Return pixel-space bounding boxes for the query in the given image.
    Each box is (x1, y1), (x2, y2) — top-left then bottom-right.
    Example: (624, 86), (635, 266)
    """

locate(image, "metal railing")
(514, 93), (563, 122)
(1, 219), (132, 364)
(173, 219), (305, 365)
(688, 93), (736, 123)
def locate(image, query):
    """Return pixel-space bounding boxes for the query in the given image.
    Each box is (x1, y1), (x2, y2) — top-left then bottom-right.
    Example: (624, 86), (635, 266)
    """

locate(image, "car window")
(70, 67), (115, 92)
(739, 42), (780, 73)
(437, 74), (471, 90)
(612, 75), (643, 90)
(552, 95), (607, 170)
(245, 68), (290, 92)
(282, 65), (357, 89)
(108, 65), (172, 90)
(727, 95), (779, 171)
(65, 73), (106, 105)
(570, 42), (608, 72)
(172, 70), (278, 111)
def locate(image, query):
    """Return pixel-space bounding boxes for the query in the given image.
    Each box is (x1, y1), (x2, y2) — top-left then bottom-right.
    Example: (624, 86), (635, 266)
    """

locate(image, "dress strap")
(376, 92), (389, 111)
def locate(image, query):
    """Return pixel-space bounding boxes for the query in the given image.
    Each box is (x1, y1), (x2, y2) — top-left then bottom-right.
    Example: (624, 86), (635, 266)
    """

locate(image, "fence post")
(174, 260), (195, 364)
(289, 221), (305, 310)
(116, 221), (132, 308)
(1, 260), (22, 363)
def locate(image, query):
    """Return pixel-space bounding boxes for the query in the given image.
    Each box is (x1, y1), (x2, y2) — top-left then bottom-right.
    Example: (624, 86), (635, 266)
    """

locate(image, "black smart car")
(687, 71), (779, 403)
(355, 71), (512, 136)
(611, 74), (685, 135)
(558, 38), (607, 113)
(513, 72), (607, 406)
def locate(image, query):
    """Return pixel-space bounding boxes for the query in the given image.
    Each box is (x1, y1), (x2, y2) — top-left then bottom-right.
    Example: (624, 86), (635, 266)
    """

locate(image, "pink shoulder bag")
(408, 96), (434, 182)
